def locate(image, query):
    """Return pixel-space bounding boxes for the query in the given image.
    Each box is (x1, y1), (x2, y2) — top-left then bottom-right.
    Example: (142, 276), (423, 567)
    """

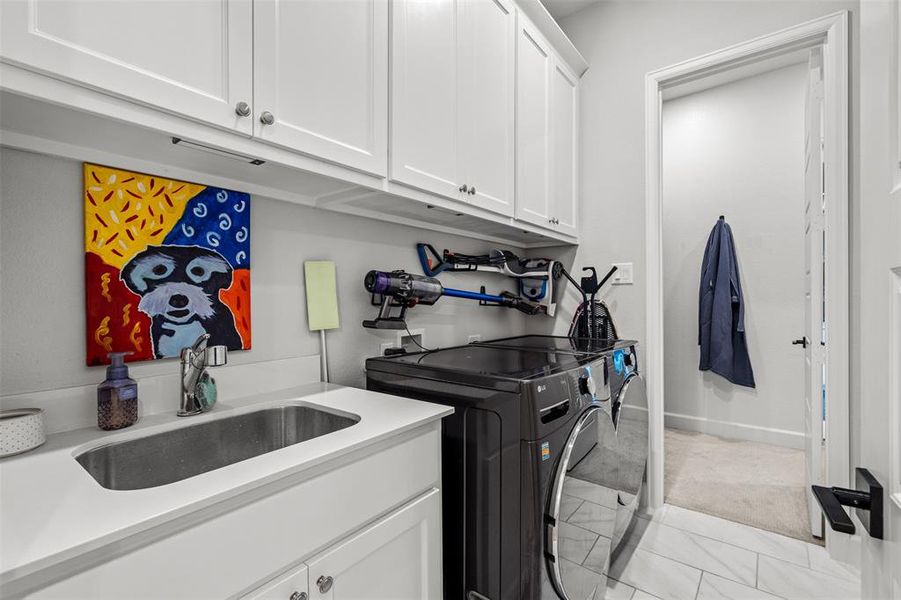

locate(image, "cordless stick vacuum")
(362, 270), (540, 329)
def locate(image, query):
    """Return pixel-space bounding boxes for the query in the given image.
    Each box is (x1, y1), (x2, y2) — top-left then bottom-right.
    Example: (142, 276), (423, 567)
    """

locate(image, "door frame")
(644, 10), (850, 551)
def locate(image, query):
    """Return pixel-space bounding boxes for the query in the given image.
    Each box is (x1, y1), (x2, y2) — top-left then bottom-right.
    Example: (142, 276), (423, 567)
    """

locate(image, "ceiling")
(541, 0), (603, 20)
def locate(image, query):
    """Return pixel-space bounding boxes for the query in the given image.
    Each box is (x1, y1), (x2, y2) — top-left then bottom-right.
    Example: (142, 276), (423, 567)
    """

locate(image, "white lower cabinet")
(242, 490), (441, 600)
(305, 491), (442, 600)
(17, 425), (442, 600)
(243, 564), (309, 600)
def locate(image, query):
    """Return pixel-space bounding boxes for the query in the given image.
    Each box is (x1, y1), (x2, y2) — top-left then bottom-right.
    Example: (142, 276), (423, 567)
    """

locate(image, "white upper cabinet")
(515, 13), (580, 236)
(458, 0), (515, 217)
(0, 0), (254, 135)
(549, 57), (579, 237)
(390, 0), (461, 199)
(305, 491), (442, 600)
(515, 16), (552, 228)
(391, 0), (515, 215)
(253, 0), (388, 176)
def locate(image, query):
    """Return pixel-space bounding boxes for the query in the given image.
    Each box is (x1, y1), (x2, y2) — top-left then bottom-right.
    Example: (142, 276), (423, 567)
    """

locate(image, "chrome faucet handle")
(177, 334), (227, 417)
(189, 332), (210, 354)
(203, 345), (228, 367)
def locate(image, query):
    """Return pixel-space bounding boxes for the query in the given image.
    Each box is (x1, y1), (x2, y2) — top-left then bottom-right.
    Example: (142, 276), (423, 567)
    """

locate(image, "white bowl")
(0, 408), (46, 457)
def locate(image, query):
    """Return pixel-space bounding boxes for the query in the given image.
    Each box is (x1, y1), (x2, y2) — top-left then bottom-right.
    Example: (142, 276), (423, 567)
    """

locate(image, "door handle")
(811, 467), (883, 539)
(792, 337), (808, 348)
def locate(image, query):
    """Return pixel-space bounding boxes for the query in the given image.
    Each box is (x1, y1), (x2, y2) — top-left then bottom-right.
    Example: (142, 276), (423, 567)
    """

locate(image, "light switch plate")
(611, 263), (634, 285)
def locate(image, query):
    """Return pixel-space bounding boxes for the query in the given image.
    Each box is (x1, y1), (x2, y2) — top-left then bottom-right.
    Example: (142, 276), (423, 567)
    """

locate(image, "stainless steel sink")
(75, 405), (359, 490)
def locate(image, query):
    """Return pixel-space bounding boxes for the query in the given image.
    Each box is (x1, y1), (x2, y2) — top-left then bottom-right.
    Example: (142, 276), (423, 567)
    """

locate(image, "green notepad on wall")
(304, 261), (340, 331)
(304, 261), (339, 383)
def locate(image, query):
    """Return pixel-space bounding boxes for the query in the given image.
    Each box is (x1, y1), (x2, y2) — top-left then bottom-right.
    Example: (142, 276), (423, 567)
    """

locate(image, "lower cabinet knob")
(234, 101), (251, 117)
(289, 592), (307, 600)
(459, 184), (469, 193)
(317, 575), (334, 594)
(260, 111), (275, 125)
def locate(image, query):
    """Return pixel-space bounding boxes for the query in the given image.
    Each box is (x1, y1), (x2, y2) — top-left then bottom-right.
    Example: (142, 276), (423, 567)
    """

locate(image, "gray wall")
(537, 0), (858, 350)
(662, 64), (807, 443)
(0, 148), (528, 399)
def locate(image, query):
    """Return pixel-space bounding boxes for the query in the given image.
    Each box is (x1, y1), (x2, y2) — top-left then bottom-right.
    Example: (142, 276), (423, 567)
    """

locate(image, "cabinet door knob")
(468, 186), (476, 195)
(289, 593), (307, 600)
(235, 101), (251, 117)
(459, 184), (469, 194)
(317, 575), (334, 594)
(260, 111), (275, 125)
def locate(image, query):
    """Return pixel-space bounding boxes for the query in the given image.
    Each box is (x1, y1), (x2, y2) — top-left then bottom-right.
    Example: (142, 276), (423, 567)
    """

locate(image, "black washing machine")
(365, 335), (649, 600)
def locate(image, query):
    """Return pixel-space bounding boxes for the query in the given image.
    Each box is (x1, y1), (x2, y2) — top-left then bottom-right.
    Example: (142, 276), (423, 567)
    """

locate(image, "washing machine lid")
(371, 343), (588, 381)
(478, 335), (628, 356)
(366, 336), (639, 394)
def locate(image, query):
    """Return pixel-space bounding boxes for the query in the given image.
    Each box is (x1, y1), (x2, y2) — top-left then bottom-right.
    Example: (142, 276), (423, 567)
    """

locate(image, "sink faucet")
(178, 334), (228, 417)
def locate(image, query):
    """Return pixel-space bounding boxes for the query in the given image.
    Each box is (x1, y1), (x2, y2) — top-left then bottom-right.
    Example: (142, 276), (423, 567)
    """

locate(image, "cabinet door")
(549, 57), (579, 237)
(242, 564), (309, 600)
(390, 0), (462, 199)
(253, 0), (388, 176)
(459, 0), (515, 217)
(306, 490), (442, 600)
(0, 0), (254, 134)
(514, 17), (552, 228)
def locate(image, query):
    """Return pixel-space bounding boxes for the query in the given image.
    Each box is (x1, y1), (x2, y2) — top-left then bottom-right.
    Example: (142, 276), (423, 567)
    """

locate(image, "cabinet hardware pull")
(260, 111), (275, 125)
(317, 575), (334, 594)
(459, 184), (469, 194)
(289, 592), (307, 600)
(468, 186), (476, 195)
(235, 102), (251, 117)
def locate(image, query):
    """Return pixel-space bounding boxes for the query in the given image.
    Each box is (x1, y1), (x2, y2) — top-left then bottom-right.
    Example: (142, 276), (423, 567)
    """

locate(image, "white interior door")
(803, 47), (826, 540)
(858, 1), (900, 597)
(458, 0), (515, 217)
(0, 0), (254, 134)
(253, 0), (388, 176)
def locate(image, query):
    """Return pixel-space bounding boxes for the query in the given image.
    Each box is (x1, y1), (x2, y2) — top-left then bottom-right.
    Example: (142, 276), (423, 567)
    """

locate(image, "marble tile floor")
(591, 504), (861, 600)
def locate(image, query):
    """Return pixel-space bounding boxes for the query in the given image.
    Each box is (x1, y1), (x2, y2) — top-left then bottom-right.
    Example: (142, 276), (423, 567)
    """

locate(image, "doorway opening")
(644, 11), (851, 558)
(661, 59), (816, 542)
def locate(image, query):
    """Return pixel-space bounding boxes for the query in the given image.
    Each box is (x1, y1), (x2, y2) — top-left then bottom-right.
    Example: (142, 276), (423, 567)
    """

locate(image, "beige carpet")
(664, 427), (821, 544)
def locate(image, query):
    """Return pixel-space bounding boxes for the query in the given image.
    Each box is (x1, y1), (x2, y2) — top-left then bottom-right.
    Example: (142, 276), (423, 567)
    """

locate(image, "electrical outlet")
(611, 263), (634, 285)
(398, 328), (425, 351)
(468, 334), (482, 344)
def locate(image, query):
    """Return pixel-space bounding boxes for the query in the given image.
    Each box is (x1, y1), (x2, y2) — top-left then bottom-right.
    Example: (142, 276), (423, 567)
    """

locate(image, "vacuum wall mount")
(812, 467), (883, 539)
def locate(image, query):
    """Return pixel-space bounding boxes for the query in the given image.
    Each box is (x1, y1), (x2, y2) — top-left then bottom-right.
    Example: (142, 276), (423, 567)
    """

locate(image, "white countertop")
(0, 383), (452, 586)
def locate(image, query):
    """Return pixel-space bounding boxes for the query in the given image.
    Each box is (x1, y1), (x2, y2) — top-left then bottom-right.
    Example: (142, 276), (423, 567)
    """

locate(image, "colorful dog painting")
(84, 164), (251, 365)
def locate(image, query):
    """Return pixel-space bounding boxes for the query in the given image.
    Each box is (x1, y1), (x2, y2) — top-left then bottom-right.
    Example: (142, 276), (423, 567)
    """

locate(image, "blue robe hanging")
(698, 217), (756, 388)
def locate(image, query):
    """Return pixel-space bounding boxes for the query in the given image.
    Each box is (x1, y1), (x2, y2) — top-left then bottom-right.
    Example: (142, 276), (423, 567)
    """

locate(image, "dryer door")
(546, 403), (618, 600)
(609, 374), (649, 549)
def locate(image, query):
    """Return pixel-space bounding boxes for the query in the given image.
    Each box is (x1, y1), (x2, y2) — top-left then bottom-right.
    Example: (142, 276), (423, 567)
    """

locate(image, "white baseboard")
(663, 411), (805, 449)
